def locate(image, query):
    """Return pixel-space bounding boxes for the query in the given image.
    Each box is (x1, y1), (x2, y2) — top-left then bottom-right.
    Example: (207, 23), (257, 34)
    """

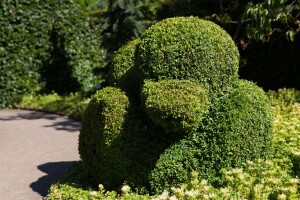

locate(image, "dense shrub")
(0, 0), (106, 108)
(136, 17), (240, 95)
(79, 17), (272, 194)
(141, 79), (210, 133)
(149, 80), (273, 192)
(79, 87), (130, 188)
(108, 38), (141, 95)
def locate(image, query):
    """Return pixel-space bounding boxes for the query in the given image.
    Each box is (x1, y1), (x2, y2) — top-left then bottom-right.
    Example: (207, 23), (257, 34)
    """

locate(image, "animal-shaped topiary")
(79, 17), (273, 193)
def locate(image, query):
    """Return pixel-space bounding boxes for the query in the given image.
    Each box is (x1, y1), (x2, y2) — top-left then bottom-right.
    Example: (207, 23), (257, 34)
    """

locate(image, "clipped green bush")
(109, 38), (140, 86)
(149, 80), (273, 192)
(108, 38), (141, 96)
(141, 79), (210, 133)
(136, 16), (240, 95)
(0, 0), (106, 108)
(79, 87), (130, 188)
(79, 16), (272, 194)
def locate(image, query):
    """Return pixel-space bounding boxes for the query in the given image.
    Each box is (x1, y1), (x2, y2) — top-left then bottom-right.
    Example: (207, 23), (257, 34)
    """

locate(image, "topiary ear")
(141, 79), (210, 133)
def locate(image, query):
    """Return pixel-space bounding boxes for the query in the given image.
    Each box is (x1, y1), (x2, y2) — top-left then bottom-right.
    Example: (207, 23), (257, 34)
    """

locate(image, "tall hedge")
(0, 0), (106, 108)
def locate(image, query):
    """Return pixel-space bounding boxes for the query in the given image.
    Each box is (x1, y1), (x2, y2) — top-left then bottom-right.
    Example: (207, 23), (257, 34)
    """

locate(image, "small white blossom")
(278, 193), (287, 200)
(89, 191), (97, 196)
(200, 179), (208, 185)
(121, 185), (131, 194)
(185, 190), (199, 197)
(289, 178), (299, 184)
(157, 191), (169, 200)
(169, 196), (177, 200)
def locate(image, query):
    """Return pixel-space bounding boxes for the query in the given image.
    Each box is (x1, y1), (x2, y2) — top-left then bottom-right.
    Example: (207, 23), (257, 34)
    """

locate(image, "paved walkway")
(0, 109), (80, 200)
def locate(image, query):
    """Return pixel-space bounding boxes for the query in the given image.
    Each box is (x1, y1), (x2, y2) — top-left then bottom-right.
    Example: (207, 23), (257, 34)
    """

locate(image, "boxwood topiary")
(149, 80), (273, 193)
(136, 16), (240, 95)
(141, 79), (210, 133)
(109, 38), (140, 86)
(79, 87), (130, 188)
(79, 17), (273, 194)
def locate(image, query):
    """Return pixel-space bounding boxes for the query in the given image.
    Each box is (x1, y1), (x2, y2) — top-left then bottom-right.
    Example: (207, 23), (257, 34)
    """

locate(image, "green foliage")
(245, 0), (300, 42)
(79, 87), (130, 188)
(0, 0), (106, 108)
(47, 88), (300, 199)
(136, 17), (240, 95)
(141, 79), (210, 133)
(99, 0), (150, 52)
(109, 38), (140, 91)
(268, 88), (300, 106)
(17, 93), (90, 120)
(149, 80), (273, 193)
(79, 17), (272, 194)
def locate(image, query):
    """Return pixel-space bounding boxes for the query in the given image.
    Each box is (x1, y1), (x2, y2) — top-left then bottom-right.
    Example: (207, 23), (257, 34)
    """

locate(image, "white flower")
(289, 178), (299, 184)
(232, 168), (243, 174)
(121, 185), (131, 194)
(89, 191), (97, 196)
(200, 179), (208, 185)
(156, 191), (169, 200)
(278, 193), (287, 199)
(185, 190), (199, 197)
(169, 196), (177, 200)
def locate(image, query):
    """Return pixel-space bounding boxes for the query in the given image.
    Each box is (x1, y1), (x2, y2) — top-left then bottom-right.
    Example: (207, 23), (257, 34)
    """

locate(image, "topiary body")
(79, 17), (273, 193)
(149, 80), (273, 192)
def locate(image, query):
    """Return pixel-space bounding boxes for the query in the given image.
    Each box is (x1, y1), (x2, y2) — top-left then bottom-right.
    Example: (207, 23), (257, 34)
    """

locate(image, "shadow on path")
(0, 110), (80, 133)
(30, 161), (75, 197)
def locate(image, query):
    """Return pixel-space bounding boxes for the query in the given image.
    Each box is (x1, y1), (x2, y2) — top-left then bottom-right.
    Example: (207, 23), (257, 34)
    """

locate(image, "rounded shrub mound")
(141, 79), (210, 133)
(79, 87), (130, 188)
(149, 80), (273, 192)
(136, 17), (239, 94)
(109, 38), (140, 86)
(109, 38), (142, 96)
(79, 17), (273, 194)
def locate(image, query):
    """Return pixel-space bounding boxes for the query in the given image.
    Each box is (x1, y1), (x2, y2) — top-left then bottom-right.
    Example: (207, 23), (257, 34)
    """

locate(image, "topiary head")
(136, 17), (240, 95)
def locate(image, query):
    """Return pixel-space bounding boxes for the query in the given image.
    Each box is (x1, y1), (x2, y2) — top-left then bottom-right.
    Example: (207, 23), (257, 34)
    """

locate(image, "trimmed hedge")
(0, 0), (106, 108)
(79, 88), (176, 189)
(79, 17), (272, 194)
(79, 87), (130, 188)
(108, 38), (141, 95)
(149, 80), (273, 192)
(136, 16), (240, 95)
(141, 79), (210, 133)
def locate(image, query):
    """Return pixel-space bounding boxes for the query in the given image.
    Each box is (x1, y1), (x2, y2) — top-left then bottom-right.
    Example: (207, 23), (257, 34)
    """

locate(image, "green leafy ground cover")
(20, 89), (300, 199)
(17, 93), (90, 120)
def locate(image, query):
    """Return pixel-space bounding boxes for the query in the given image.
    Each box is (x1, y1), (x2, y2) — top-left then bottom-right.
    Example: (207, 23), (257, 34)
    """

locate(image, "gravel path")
(0, 109), (80, 200)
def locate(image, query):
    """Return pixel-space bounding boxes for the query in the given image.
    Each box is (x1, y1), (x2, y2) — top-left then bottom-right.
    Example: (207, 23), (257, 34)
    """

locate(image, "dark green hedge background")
(0, 0), (106, 108)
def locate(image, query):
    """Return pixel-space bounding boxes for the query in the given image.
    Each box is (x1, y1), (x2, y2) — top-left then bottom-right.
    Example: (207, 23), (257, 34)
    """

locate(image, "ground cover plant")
(46, 88), (300, 199)
(78, 16), (273, 194)
(17, 93), (90, 120)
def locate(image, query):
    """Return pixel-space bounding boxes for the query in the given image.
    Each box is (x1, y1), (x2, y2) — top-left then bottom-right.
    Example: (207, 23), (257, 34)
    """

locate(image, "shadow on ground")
(0, 110), (80, 132)
(0, 110), (59, 121)
(30, 161), (76, 197)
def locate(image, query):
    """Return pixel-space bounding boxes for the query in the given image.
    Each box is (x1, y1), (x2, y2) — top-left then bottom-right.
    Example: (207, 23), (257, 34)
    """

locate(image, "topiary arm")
(141, 79), (210, 134)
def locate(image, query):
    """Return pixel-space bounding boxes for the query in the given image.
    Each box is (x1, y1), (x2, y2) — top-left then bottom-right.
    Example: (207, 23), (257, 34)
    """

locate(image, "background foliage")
(0, 0), (106, 108)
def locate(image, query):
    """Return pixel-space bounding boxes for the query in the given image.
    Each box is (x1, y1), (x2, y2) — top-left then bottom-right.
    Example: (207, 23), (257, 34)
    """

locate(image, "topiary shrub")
(79, 87), (130, 188)
(141, 79), (210, 133)
(108, 38), (141, 95)
(136, 17), (240, 95)
(149, 79), (273, 193)
(79, 16), (272, 194)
